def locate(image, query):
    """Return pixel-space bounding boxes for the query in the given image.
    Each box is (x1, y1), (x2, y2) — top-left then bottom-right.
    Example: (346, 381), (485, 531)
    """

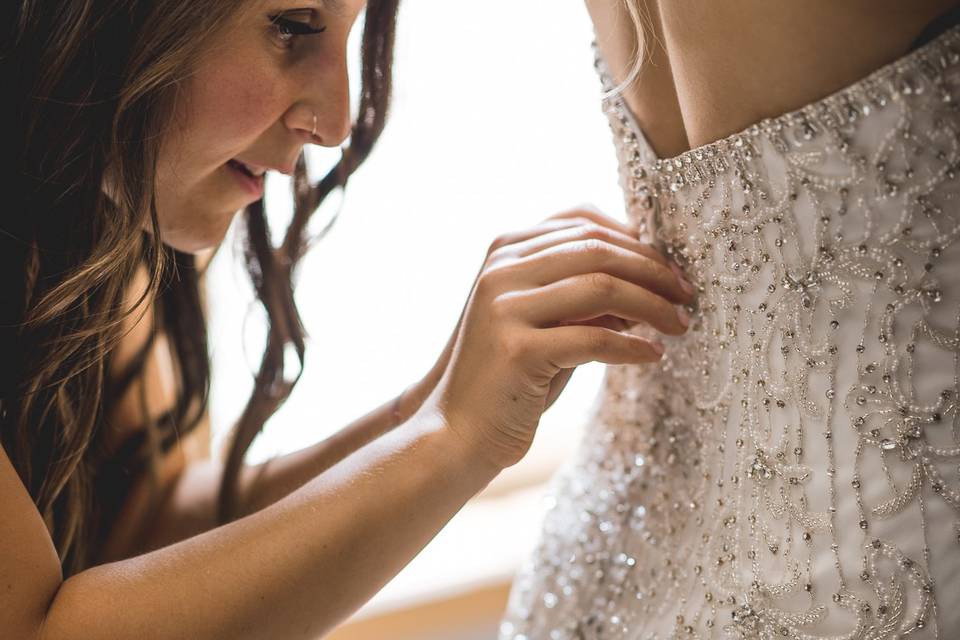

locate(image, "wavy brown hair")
(3, 0), (399, 577)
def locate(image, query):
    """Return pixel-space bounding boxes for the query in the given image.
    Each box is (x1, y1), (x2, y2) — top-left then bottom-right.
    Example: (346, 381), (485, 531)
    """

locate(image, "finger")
(488, 218), (585, 254)
(561, 314), (633, 332)
(512, 273), (690, 336)
(487, 207), (638, 256)
(536, 325), (664, 368)
(516, 238), (692, 305)
(511, 222), (669, 269)
(516, 225), (674, 277)
(546, 206), (637, 238)
(488, 213), (632, 257)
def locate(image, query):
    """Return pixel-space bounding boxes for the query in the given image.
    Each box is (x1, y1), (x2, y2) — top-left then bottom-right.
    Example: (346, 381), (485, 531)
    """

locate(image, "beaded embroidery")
(501, 27), (960, 640)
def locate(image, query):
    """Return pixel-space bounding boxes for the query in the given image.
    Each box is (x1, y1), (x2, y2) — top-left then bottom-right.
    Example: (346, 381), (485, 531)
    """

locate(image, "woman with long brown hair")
(2, 0), (694, 637)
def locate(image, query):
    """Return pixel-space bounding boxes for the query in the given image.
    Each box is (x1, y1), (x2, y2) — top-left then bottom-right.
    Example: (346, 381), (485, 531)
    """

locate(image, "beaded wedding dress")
(500, 27), (960, 640)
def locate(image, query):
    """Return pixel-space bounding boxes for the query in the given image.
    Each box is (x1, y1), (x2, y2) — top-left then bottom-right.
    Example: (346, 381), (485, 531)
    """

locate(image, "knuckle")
(500, 328), (528, 361)
(475, 268), (503, 298)
(577, 223), (612, 242)
(486, 244), (512, 265)
(488, 292), (513, 321)
(586, 272), (617, 296)
(487, 233), (514, 255)
(578, 237), (609, 257)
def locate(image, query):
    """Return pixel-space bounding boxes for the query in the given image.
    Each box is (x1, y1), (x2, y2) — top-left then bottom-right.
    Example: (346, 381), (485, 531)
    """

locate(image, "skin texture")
(587, 0), (958, 159)
(3, 2), (696, 636)
(156, 0), (355, 252)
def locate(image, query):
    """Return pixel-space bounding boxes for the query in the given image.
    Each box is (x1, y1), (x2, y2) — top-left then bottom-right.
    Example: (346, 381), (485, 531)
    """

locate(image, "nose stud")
(311, 113), (318, 139)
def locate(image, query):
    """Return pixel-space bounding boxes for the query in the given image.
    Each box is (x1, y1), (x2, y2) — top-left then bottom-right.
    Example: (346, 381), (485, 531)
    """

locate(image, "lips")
(229, 159), (266, 177)
(226, 159), (265, 198)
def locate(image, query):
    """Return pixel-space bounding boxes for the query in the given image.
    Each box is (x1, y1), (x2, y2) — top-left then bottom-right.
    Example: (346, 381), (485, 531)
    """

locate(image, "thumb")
(544, 368), (575, 411)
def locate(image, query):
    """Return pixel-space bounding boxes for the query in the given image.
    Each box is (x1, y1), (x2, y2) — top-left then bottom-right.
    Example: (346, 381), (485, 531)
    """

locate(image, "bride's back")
(587, 0), (958, 158)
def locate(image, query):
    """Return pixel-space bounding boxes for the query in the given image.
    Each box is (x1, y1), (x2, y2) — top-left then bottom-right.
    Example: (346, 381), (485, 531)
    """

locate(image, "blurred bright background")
(205, 0), (625, 637)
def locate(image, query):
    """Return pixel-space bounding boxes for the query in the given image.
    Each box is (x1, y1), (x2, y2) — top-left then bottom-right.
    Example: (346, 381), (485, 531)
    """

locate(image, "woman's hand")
(419, 207), (695, 471)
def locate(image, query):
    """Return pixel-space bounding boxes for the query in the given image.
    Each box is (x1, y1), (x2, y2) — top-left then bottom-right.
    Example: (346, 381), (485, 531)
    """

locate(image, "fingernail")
(669, 262), (696, 296)
(677, 307), (690, 329)
(650, 340), (665, 356)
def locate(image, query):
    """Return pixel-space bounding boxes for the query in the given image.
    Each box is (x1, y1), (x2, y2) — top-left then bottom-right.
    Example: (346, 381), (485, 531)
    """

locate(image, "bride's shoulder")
(586, 0), (690, 158)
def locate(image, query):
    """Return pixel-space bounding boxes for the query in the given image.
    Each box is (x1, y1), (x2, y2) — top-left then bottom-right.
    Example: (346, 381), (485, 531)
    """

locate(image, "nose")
(285, 56), (352, 148)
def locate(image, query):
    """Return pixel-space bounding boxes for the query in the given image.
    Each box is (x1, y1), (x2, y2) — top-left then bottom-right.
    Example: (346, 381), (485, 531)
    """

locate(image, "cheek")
(153, 48), (286, 253)
(181, 56), (282, 161)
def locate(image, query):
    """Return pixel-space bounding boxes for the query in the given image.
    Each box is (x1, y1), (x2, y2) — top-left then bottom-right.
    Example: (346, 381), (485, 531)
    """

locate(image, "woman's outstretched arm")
(2, 413), (497, 640)
(100, 265), (462, 561)
(120, 375), (440, 558)
(2, 209), (691, 639)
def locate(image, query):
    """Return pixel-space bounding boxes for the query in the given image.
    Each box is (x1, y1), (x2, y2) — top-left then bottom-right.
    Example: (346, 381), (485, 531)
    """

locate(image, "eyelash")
(269, 13), (327, 47)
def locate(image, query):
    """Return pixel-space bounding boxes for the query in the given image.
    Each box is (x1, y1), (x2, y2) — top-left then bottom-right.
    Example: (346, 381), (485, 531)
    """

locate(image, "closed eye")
(269, 12), (327, 47)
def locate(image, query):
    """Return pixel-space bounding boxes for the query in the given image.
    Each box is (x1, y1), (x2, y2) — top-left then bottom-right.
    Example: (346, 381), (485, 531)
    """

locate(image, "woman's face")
(155, 0), (365, 252)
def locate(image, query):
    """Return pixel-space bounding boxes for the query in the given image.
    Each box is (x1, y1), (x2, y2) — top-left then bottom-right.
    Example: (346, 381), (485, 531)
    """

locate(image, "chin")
(157, 208), (241, 254)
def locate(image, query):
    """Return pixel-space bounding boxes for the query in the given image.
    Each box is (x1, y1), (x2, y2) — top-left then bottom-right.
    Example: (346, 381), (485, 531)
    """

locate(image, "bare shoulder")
(585, 0), (690, 158)
(656, 0), (958, 150)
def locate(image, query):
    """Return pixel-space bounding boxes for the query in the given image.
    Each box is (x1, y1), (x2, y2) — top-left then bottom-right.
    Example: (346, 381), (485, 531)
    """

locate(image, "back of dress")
(501, 26), (960, 640)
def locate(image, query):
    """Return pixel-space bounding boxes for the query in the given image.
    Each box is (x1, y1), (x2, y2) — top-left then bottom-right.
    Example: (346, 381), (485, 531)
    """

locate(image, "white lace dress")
(500, 27), (960, 640)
